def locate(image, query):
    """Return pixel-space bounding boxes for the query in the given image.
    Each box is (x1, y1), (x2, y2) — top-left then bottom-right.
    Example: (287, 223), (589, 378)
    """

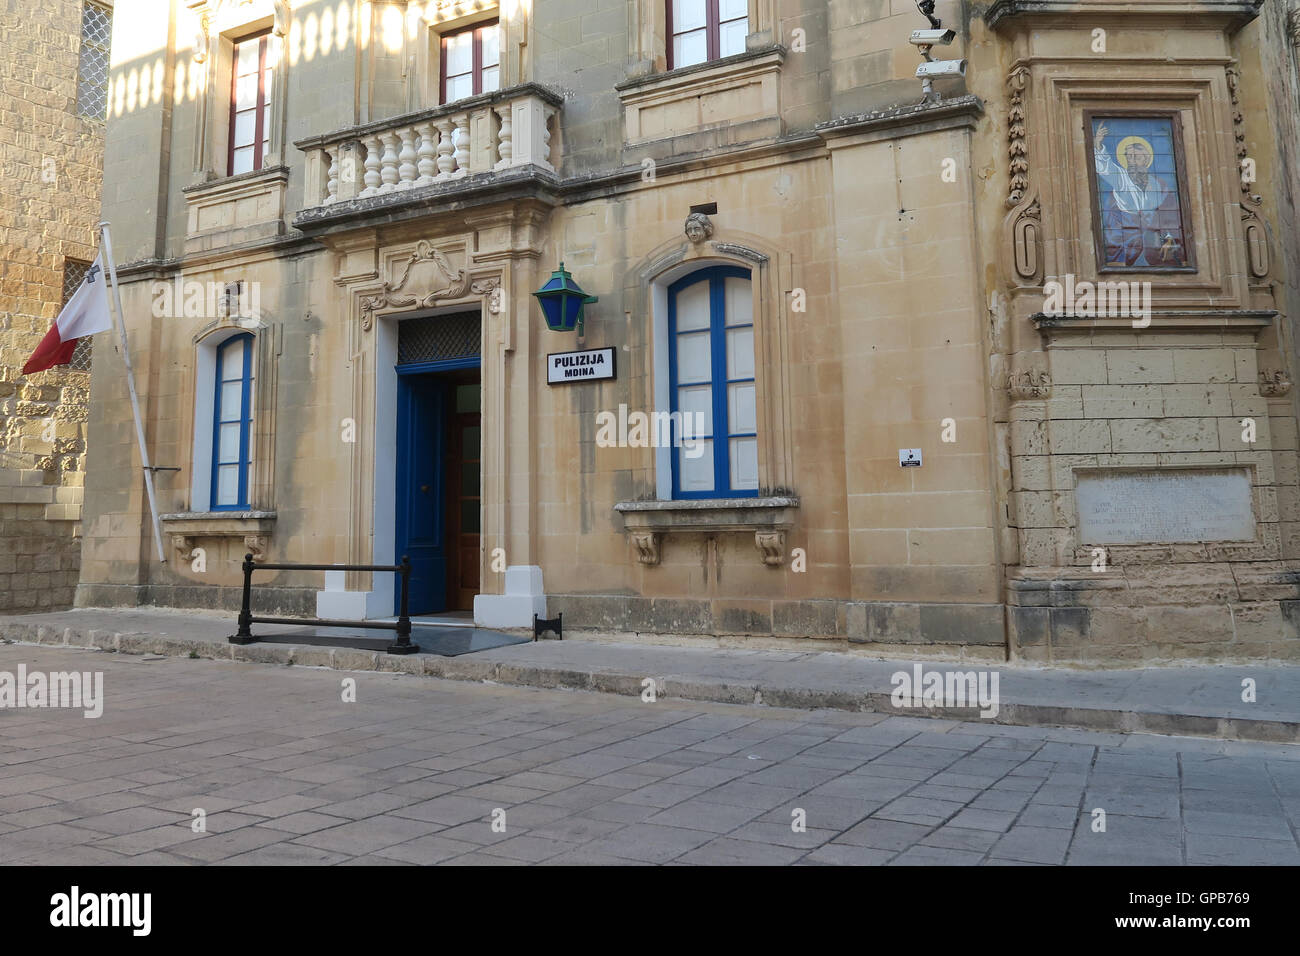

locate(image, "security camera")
(910, 28), (956, 46)
(915, 59), (967, 78)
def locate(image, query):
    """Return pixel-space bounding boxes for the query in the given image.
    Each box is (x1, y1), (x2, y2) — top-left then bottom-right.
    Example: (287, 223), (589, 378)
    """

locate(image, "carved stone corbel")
(1008, 368), (1051, 401)
(631, 532), (661, 566)
(1260, 369), (1292, 397)
(755, 531), (785, 567)
(172, 534), (194, 560)
(244, 535), (268, 562)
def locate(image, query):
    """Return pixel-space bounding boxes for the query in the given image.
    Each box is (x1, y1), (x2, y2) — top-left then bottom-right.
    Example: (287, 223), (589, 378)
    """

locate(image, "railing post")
(229, 552), (256, 645)
(387, 554), (417, 655)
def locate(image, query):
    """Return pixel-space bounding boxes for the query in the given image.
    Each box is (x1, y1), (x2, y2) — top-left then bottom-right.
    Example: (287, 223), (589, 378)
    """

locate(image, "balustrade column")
(493, 104), (513, 170)
(434, 118), (456, 179)
(359, 134), (382, 197)
(324, 150), (338, 203)
(378, 131), (400, 192)
(415, 122), (436, 185)
(396, 126), (417, 188)
(451, 113), (470, 176)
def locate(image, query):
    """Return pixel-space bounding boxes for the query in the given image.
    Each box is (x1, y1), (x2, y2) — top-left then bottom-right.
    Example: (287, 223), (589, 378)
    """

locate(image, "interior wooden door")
(445, 380), (481, 611)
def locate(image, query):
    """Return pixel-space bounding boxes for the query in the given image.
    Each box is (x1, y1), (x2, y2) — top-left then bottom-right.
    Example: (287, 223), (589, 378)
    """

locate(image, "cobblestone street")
(2, 645), (1298, 866)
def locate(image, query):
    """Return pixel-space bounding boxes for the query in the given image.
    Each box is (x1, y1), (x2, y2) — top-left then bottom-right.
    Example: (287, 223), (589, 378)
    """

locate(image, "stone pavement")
(1, 607), (1298, 741)
(1, 644), (1298, 865)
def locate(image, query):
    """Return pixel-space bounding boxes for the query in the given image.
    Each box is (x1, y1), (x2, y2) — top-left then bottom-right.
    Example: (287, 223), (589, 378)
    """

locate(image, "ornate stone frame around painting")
(1082, 108), (1198, 275)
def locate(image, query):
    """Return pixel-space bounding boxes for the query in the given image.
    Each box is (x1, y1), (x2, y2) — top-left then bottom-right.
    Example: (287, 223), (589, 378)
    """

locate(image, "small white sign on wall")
(899, 448), (922, 467)
(547, 347), (616, 385)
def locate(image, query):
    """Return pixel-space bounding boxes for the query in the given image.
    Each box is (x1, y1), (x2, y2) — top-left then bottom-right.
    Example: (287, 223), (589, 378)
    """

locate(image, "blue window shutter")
(667, 266), (756, 499)
(211, 333), (254, 511)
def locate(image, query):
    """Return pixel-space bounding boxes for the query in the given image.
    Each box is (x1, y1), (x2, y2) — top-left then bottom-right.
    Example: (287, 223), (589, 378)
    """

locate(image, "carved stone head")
(684, 212), (713, 244)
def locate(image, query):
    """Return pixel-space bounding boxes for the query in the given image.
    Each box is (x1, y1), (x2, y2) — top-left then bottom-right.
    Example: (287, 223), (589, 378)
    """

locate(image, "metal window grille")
(76, 1), (112, 120)
(61, 258), (95, 371)
(397, 311), (481, 365)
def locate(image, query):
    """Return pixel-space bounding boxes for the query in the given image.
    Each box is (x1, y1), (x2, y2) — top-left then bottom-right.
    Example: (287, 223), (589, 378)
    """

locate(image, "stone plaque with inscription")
(1075, 468), (1255, 545)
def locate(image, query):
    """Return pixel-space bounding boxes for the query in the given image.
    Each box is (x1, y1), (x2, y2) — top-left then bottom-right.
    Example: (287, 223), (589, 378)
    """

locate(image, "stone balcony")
(293, 83), (563, 233)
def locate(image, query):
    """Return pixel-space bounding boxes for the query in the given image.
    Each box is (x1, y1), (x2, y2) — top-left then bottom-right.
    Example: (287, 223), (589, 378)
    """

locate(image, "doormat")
(254, 624), (528, 657)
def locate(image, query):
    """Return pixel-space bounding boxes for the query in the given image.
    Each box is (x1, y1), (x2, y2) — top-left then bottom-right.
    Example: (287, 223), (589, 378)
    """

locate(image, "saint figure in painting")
(1092, 119), (1188, 269)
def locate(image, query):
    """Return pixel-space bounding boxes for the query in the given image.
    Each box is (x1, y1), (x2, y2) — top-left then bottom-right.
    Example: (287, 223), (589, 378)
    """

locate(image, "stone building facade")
(0, 0), (112, 610)
(78, 0), (1300, 664)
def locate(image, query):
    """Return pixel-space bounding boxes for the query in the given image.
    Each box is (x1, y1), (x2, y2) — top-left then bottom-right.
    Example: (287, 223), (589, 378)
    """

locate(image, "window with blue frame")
(212, 334), (254, 510)
(668, 265), (757, 498)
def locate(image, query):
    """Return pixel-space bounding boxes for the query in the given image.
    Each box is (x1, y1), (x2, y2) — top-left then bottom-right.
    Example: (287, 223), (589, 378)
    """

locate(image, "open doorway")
(393, 312), (481, 616)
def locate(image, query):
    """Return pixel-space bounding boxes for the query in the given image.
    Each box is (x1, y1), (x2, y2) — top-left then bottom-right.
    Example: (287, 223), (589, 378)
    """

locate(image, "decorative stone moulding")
(613, 497), (799, 568)
(983, 0), (1265, 32)
(1005, 66), (1030, 208)
(1002, 65), (1043, 285)
(160, 511), (276, 563)
(1226, 63), (1272, 280)
(358, 239), (500, 331)
(1008, 368), (1051, 400)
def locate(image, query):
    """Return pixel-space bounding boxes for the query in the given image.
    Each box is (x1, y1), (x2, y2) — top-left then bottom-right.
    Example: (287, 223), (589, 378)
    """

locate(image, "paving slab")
(0, 645), (1297, 866)
(3, 607), (1298, 741)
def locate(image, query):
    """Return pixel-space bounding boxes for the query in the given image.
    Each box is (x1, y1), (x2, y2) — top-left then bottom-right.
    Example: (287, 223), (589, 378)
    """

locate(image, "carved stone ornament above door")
(359, 240), (500, 330)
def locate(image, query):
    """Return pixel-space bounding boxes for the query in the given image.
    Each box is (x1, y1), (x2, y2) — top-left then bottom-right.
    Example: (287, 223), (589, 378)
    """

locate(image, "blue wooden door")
(395, 374), (447, 614)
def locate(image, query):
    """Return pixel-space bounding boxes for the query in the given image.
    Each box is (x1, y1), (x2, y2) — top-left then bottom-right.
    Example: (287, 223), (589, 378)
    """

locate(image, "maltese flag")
(22, 254), (113, 375)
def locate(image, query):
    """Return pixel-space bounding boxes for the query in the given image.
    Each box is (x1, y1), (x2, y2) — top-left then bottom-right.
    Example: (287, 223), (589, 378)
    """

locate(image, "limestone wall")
(75, 0), (1300, 663)
(0, 0), (105, 610)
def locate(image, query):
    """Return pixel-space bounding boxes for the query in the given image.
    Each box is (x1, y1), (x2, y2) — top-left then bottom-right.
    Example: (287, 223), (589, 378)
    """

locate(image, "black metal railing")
(229, 553), (417, 655)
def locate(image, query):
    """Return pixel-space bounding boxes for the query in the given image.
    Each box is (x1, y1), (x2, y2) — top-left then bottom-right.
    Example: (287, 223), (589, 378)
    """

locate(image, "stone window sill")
(159, 511), (276, 561)
(615, 47), (785, 146)
(613, 496), (798, 566)
(181, 167), (289, 253)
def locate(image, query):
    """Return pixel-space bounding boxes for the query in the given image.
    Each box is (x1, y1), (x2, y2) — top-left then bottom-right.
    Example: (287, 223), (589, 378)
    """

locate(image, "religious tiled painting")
(1087, 114), (1194, 271)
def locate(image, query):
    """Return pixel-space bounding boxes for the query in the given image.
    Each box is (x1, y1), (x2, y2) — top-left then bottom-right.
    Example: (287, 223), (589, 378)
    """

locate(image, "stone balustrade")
(297, 84), (562, 209)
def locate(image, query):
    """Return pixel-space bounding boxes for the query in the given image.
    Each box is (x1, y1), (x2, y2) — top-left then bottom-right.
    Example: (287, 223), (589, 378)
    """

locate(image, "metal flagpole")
(98, 221), (166, 562)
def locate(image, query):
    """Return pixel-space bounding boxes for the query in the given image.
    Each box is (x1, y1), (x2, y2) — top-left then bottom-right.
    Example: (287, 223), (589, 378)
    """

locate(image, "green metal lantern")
(533, 262), (598, 335)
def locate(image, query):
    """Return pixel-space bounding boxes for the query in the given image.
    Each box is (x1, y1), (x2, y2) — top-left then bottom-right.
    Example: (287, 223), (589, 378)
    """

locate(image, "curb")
(1, 620), (1296, 743)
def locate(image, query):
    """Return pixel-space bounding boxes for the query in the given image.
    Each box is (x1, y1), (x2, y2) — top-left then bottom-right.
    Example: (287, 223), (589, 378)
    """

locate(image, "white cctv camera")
(910, 28), (956, 46)
(915, 59), (967, 78)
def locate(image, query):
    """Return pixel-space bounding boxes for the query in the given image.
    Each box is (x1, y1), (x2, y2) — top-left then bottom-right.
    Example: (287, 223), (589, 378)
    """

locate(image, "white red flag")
(22, 253), (112, 375)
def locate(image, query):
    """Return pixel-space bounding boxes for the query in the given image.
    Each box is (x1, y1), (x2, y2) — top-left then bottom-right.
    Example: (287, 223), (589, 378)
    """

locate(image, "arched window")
(211, 333), (254, 509)
(667, 265), (757, 498)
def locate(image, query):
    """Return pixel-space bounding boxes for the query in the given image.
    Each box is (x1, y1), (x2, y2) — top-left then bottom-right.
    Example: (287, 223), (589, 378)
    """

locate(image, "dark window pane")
(460, 498), (480, 533)
(456, 385), (481, 413)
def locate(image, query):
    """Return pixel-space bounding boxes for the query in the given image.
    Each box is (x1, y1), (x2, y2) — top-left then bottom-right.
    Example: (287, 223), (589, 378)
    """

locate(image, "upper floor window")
(441, 19), (500, 103)
(76, 1), (112, 119)
(668, 266), (757, 498)
(229, 30), (273, 176)
(667, 0), (748, 71)
(212, 333), (254, 509)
